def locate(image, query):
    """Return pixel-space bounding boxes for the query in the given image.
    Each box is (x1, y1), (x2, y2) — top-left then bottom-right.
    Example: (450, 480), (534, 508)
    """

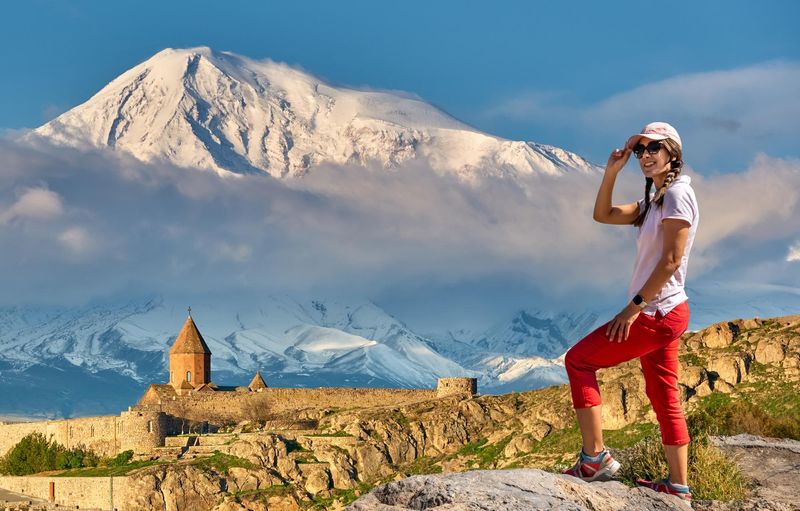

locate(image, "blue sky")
(2, 0), (798, 172)
(0, 1), (798, 327)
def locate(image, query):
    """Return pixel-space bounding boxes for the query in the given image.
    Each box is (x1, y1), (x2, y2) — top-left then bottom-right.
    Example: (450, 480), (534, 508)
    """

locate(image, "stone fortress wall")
(436, 377), (478, 397)
(0, 415), (121, 458)
(146, 387), (440, 425)
(0, 474), (133, 510)
(0, 377), (478, 457)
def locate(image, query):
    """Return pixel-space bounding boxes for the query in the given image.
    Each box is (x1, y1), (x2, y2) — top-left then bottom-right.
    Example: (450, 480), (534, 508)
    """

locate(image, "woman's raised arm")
(593, 147), (639, 224)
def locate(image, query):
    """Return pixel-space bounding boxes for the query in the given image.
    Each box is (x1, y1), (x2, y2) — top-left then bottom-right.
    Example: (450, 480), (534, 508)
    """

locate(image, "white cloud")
(483, 90), (573, 120)
(213, 242), (253, 263)
(484, 61), (800, 171)
(788, 241), (800, 262)
(58, 227), (93, 255)
(0, 139), (797, 320)
(0, 187), (64, 224)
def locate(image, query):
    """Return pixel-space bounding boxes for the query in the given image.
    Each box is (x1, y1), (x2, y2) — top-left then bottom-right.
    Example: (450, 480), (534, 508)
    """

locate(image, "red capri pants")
(565, 300), (691, 445)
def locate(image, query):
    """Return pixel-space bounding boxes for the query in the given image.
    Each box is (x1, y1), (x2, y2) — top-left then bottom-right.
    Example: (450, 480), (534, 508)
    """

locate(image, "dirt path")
(693, 434), (800, 511)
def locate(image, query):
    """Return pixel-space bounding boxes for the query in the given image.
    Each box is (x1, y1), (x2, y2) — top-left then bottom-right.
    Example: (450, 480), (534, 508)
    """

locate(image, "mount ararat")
(32, 47), (597, 180)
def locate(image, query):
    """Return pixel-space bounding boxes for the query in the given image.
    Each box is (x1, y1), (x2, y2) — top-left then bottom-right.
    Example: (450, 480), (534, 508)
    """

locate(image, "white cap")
(626, 121), (682, 150)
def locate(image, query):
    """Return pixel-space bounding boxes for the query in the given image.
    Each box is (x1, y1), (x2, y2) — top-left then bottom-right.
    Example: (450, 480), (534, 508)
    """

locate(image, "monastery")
(0, 313), (478, 458)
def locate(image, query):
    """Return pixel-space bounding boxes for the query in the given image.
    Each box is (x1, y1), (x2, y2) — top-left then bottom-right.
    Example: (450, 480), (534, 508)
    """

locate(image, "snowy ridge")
(1, 290), (794, 417)
(0, 295), (599, 415)
(0, 296), (480, 388)
(31, 47), (600, 179)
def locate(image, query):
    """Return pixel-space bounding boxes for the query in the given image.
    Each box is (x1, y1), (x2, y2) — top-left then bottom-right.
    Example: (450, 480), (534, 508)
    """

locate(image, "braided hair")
(632, 138), (683, 227)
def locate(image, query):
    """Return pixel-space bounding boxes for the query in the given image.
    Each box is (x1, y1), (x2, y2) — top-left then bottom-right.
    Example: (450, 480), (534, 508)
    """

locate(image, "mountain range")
(0, 296), (598, 417)
(3, 47), (796, 417)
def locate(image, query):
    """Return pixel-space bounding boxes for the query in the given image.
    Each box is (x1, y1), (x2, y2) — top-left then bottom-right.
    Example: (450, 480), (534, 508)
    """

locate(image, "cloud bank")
(485, 61), (800, 173)
(0, 139), (797, 329)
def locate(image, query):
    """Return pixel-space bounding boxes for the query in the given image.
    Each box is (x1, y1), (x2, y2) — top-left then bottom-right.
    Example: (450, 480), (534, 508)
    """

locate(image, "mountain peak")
(32, 47), (599, 179)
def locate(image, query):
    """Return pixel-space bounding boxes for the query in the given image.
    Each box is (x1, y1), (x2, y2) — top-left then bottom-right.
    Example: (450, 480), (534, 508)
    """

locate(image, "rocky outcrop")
(121, 463), (305, 511)
(345, 468), (691, 510)
(123, 465), (223, 511)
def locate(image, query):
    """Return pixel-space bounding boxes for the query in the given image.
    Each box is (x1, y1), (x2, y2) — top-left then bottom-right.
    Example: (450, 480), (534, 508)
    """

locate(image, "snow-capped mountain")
(0, 296), (597, 417)
(471, 309), (600, 359)
(31, 47), (599, 179)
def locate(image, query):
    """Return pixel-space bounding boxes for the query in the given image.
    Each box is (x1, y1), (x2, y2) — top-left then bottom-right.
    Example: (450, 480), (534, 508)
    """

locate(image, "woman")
(561, 122), (699, 501)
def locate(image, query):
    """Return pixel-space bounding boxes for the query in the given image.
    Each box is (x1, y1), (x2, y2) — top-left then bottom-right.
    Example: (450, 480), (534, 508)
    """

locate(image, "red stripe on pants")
(565, 300), (691, 445)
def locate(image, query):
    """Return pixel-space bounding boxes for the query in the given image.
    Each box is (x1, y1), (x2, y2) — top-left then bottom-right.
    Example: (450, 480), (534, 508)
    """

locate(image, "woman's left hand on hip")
(606, 303), (641, 343)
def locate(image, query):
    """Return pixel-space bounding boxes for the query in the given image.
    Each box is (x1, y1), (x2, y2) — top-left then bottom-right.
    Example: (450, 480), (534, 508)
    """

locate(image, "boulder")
(314, 446), (358, 489)
(678, 366), (706, 388)
(707, 356), (742, 386)
(346, 468), (690, 510)
(353, 443), (393, 481)
(700, 323), (735, 349)
(227, 435), (289, 468)
(298, 463), (332, 495)
(503, 434), (535, 458)
(755, 339), (785, 365)
(733, 318), (761, 330)
(226, 466), (279, 492)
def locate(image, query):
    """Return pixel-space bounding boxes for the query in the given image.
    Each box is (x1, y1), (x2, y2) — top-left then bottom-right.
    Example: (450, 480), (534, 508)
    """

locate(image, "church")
(138, 311), (269, 410)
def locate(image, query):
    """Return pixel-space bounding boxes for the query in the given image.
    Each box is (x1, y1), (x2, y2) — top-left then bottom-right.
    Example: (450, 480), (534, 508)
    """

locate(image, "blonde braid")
(652, 165), (681, 204)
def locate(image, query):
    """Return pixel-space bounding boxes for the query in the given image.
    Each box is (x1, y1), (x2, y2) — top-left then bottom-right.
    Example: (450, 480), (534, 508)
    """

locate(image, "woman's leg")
(565, 319), (681, 456)
(575, 405), (604, 456)
(663, 444), (689, 485)
(640, 335), (690, 485)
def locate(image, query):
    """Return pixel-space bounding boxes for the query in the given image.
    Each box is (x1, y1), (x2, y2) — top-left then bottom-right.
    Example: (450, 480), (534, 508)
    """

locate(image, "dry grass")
(615, 432), (748, 501)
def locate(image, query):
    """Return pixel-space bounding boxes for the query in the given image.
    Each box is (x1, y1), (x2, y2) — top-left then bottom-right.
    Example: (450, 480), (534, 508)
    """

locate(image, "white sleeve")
(662, 185), (696, 225)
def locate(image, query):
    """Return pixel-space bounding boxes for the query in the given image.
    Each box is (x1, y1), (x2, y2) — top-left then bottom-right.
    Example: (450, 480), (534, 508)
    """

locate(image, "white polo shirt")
(628, 174), (699, 316)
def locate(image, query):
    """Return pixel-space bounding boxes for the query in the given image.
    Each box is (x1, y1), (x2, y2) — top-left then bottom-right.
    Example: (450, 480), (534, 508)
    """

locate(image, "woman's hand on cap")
(605, 146), (631, 174)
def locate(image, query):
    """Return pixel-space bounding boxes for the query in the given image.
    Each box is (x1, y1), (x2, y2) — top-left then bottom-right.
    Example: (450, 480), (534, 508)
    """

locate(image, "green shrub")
(0, 433), (100, 475)
(191, 451), (255, 475)
(107, 450), (134, 467)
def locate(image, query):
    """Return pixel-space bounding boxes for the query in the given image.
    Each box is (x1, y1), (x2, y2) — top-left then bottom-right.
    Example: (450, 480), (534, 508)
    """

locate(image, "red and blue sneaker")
(562, 449), (621, 482)
(636, 476), (693, 501)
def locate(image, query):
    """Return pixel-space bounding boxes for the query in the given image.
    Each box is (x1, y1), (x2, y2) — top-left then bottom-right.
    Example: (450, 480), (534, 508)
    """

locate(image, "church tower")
(169, 311), (212, 393)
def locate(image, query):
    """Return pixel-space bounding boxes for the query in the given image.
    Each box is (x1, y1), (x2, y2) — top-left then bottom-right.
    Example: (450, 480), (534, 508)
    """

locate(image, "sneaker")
(636, 477), (693, 501)
(562, 449), (621, 482)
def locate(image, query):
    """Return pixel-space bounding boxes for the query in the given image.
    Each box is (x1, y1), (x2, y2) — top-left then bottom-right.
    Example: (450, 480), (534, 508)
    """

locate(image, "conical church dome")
(170, 315), (211, 355)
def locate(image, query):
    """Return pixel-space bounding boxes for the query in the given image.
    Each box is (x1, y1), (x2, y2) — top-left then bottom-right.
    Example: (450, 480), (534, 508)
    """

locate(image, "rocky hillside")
(6, 314), (798, 510)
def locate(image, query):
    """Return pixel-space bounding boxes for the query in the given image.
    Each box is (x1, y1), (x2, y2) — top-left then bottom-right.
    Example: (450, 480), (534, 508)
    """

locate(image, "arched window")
(170, 371), (174, 383)
(148, 420), (153, 433)
(186, 371), (192, 382)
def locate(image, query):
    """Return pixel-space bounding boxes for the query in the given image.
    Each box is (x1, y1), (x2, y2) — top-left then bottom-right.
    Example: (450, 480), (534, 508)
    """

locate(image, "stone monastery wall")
(149, 387), (440, 425)
(260, 387), (439, 412)
(0, 415), (120, 458)
(0, 475), (133, 510)
(0, 421), (49, 459)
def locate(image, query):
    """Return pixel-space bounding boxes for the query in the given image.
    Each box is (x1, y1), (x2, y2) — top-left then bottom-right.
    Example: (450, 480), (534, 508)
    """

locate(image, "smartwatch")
(632, 294), (648, 310)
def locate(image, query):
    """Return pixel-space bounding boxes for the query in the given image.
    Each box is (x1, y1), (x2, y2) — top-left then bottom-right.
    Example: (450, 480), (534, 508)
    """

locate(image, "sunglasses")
(632, 140), (664, 159)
